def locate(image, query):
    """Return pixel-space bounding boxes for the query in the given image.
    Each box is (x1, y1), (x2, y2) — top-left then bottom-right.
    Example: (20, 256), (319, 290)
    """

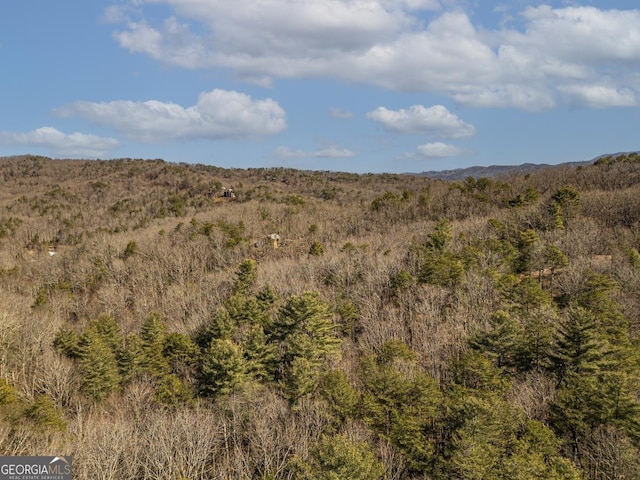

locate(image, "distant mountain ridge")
(416, 160), (593, 181)
(417, 152), (639, 181)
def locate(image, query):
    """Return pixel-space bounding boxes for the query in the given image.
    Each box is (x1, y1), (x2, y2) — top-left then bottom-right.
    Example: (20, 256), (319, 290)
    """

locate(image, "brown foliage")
(1, 155), (640, 478)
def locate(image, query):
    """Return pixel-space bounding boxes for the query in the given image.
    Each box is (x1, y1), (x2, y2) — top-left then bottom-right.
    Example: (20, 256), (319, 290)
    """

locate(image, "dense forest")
(1, 153), (640, 479)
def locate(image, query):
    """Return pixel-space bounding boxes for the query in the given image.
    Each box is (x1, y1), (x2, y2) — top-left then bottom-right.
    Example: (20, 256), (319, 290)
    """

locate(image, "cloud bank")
(415, 142), (469, 159)
(367, 105), (476, 138)
(109, 1), (640, 110)
(54, 89), (287, 142)
(275, 145), (356, 159)
(0, 127), (119, 158)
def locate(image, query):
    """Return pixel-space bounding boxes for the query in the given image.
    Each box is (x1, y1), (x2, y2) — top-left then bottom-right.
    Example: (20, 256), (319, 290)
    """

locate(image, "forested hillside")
(1, 154), (640, 479)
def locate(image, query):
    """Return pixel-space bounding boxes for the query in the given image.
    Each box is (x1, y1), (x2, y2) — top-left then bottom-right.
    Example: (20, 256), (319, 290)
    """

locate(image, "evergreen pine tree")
(0, 378), (18, 406)
(255, 283), (279, 311)
(139, 312), (170, 377)
(360, 340), (442, 472)
(471, 311), (522, 369)
(281, 355), (319, 401)
(52, 326), (81, 358)
(242, 324), (278, 382)
(514, 229), (539, 274)
(233, 258), (258, 295)
(195, 308), (236, 349)
(543, 245), (569, 290)
(516, 312), (557, 371)
(415, 218), (465, 286)
(118, 332), (143, 381)
(319, 370), (359, 424)
(299, 434), (385, 480)
(426, 218), (452, 252)
(550, 307), (607, 385)
(154, 373), (193, 406)
(548, 306), (640, 456)
(78, 332), (122, 401)
(418, 250), (464, 286)
(226, 294), (269, 327)
(550, 185), (580, 230)
(499, 420), (582, 480)
(444, 395), (513, 480)
(163, 332), (199, 381)
(273, 292), (342, 401)
(84, 314), (122, 352)
(198, 338), (247, 397)
(452, 351), (510, 394)
(23, 395), (67, 431)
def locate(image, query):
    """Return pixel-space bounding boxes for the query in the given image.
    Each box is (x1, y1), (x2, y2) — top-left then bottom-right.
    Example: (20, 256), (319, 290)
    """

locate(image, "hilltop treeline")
(1, 154), (640, 479)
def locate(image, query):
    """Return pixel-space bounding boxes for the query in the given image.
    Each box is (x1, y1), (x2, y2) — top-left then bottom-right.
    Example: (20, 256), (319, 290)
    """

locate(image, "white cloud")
(415, 142), (468, 158)
(367, 104), (476, 138)
(109, 2), (640, 109)
(448, 84), (558, 111)
(0, 127), (119, 158)
(115, 17), (207, 69)
(330, 107), (354, 119)
(519, 5), (640, 65)
(558, 84), (639, 108)
(275, 145), (355, 159)
(113, 0), (418, 68)
(241, 75), (275, 89)
(103, 5), (132, 24)
(384, 0), (440, 10)
(53, 89), (287, 142)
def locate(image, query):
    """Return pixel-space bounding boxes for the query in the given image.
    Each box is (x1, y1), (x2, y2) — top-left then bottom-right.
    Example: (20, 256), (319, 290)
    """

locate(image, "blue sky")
(1, 1), (639, 173)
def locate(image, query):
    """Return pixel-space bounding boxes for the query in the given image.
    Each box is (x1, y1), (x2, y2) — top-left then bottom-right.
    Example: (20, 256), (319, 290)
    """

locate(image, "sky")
(0, 1), (639, 174)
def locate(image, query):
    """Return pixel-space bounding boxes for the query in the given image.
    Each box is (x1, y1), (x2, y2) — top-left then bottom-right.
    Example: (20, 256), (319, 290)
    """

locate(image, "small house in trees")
(268, 233), (281, 248)
(254, 233), (282, 249)
(217, 188), (236, 202)
(23, 231), (58, 259)
(208, 186), (237, 203)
